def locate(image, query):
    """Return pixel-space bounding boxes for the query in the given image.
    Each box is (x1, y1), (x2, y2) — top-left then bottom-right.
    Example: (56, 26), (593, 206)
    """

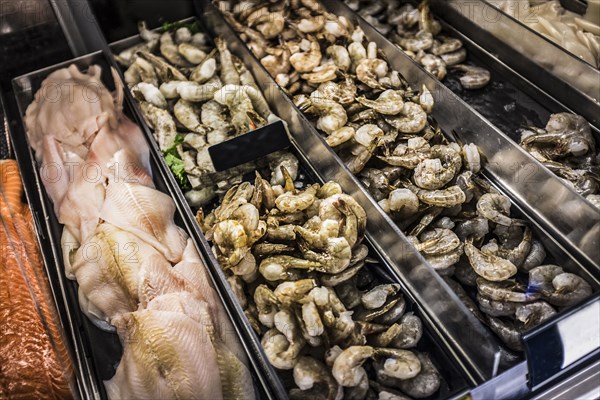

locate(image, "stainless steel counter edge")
(197, 0), (511, 383)
(433, 0), (600, 128)
(327, 0), (600, 269)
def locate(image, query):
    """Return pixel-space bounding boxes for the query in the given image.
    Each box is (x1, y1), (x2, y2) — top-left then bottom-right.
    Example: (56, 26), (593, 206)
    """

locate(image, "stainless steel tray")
(9, 50), (269, 400)
(198, 0), (600, 384)
(107, 18), (473, 398)
(431, 0), (600, 129)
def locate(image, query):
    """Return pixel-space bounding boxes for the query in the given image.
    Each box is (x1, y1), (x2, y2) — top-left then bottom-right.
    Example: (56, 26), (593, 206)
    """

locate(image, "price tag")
(208, 120), (291, 172)
(523, 295), (600, 388)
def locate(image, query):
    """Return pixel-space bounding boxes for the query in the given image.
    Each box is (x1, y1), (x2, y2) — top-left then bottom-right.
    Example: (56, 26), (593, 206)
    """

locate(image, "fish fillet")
(100, 180), (188, 263)
(0, 160), (73, 399)
(104, 309), (223, 400)
(71, 223), (169, 325)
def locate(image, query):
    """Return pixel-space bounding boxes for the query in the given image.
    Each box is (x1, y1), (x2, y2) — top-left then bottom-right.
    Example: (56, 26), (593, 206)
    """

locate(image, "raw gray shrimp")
(419, 0), (442, 34)
(213, 36), (240, 85)
(177, 42), (207, 64)
(477, 278), (541, 303)
(397, 30), (434, 52)
(173, 99), (206, 133)
(259, 255), (322, 281)
(545, 273), (593, 307)
(375, 348), (422, 380)
(348, 42), (367, 71)
(397, 352), (441, 398)
(528, 265), (564, 292)
(326, 126), (355, 147)
(487, 316), (524, 351)
(251, 11), (285, 39)
(295, 218), (340, 250)
(174, 27), (192, 43)
(417, 228), (461, 256)
(477, 293), (518, 317)
(356, 58), (389, 90)
(431, 35), (463, 55)
(419, 53), (447, 80)
(414, 145), (462, 189)
(332, 346), (374, 387)
(359, 168), (390, 202)
(212, 219), (250, 268)
(392, 312), (423, 349)
(521, 240), (547, 272)
(462, 143), (481, 173)
(356, 90), (405, 115)
(296, 15), (326, 33)
(190, 56), (217, 83)
(451, 64), (491, 89)
(402, 180), (466, 207)
(465, 241), (517, 281)
(320, 260), (365, 288)
(476, 193), (514, 226)
(419, 84), (434, 113)
(159, 32), (190, 67)
(131, 82), (167, 108)
(374, 296), (408, 325)
(138, 21), (160, 42)
(159, 80), (186, 99)
(326, 45), (352, 72)
(298, 235), (352, 274)
(261, 46), (292, 77)
(289, 35), (322, 73)
(275, 279), (318, 306)
(226, 275), (247, 309)
(262, 326), (304, 370)
(384, 102), (428, 133)
(361, 284), (401, 310)
(275, 184), (318, 213)
(301, 300), (325, 337)
(177, 77), (223, 102)
(440, 48), (467, 66)
(230, 251), (259, 282)
(425, 245), (463, 273)
(496, 227), (532, 268)
(292, 356), (339, 399)
(124, 57), (159, 87)
(140, 101), (177, 151)
(269, 153), (300, 186)
(306, 98), (348, 135)
(515, 301), (557, 329)
(301, 64), (338, 85)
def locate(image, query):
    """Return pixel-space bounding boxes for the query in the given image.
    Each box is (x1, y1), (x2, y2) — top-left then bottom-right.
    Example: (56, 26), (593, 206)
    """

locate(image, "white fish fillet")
(100, 180), (188, 262)
(146, 293), (256, 400)
(104, 309), (223, 400)
(71, 223), (168, 325)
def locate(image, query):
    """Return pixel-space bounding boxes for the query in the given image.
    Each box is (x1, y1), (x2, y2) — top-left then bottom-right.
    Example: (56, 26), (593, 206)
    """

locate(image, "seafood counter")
(1, 0), (599, 399)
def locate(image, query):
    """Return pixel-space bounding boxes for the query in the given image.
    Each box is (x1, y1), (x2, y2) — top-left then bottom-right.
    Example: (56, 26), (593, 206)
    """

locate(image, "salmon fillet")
(0, 159), (73, 399)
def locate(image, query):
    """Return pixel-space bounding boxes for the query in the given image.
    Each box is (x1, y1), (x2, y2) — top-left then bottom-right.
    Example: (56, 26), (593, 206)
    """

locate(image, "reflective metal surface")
(432, 0), (600, 129)
(327, 0), (600, 270)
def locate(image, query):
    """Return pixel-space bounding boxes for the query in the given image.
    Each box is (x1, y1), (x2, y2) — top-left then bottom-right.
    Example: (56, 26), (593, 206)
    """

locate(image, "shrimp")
(356, 58), (388, 90)
(476, 193), (514, 226)
(402, 180), (466, 207)
(309, 99), (348, 135)
(397, 352), (441, 398)
(262, 327), (304, 370)
(440, 48), (467, 66)
(375, 348), (421, 380)
(361, 284), (401, 310)
(296, 15), (326, 33)
(124, 57), (159, 87)
(131, 82), (167, 108)
(289, 35), (322, 73)
(174, 27), (192, 43)
(348, 42), (367, 71)
(451, 64), (491, 89)
(487, 316), (524, 351)
(177, 76), (223, 102)
(515, 301), (557, 329)
(177, 42), (207, 64)
(259, 255), (322, 281)
(326, 45), (351, 72)
(326, 126), (355, 147)
(261, 47), (292, 77)
(397, 30), (434, 52)
(301, 64), (338, 85)
(274, 279), (317, 306)
(545, 273), (593, 307)
(212, 219), (250, 267)
(465, 241), (517, 281)
(139, 101), (177, 150)
(356, 90), (404, 115)
(138, 21), (160, 42)
(392, 312), (423, 349)
(292, 357), (339, 400)
(521, 240), (546, 272)
(173, 99), (206, 133)
(431, 36), (463, 55)
(276, 184), (318, 213)
(419, 53), (447, 80)
(159, 32), (190, 67)
(251, 12), (285, 39)
(413, 145), (462, 190)
(477, 278), (541, 303)
(462, 143), (481, 173)
(332, 346), (374, 387)
(384, 102), (428, 133)
(215, 37), (240, 85)
(298, 236), (352, 274)
(190, 56), (217, 83)
(496, 227), (532, 268)
(417, 228), (461, 255)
